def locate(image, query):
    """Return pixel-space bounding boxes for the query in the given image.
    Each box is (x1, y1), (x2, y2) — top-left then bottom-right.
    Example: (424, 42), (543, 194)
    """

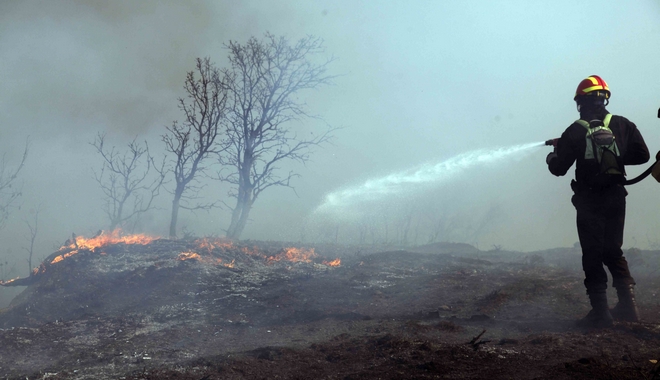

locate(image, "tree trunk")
(233, 202), (252, 239)
(227, 201), (252, 239)
(226, 186), (253, 240)
(226, 200), (242, 239)
(169, 189), (182, 238)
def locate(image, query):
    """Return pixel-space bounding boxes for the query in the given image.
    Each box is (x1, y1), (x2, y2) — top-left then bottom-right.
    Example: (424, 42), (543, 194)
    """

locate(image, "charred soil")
(2, 239), (660, 379)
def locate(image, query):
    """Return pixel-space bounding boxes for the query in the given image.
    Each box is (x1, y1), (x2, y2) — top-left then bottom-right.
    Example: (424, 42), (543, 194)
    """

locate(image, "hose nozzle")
(545, 138), (559, 147)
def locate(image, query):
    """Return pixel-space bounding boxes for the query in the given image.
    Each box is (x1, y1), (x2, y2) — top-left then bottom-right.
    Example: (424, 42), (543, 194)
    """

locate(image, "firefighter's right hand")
(546, 152), (557, 165)
(545, 138), (559, 148)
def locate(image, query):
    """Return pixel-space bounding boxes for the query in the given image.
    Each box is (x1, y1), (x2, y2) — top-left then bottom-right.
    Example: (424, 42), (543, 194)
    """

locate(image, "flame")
(51, 251), (77, 264)
(322, 258), (341, 267)
(66, 229), (156, 250)
(267, 247), (317, 263)
(178, 252), (201, 261)
(46, 231), (331, 269)
(194, 237), (235, 253)
(241, 246), (261, 256)
(51, 229), (158, 265)
(59, 229), (156, 251)
(194, 237), (262, 257)
(0, 277), (19, 286)
(177, 251), (224, 265)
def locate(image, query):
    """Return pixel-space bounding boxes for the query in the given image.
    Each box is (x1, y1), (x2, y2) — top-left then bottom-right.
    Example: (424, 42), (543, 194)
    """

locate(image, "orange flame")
(47, 231), (332, 269)
(322, 258), (341, 267)
(177, 251), (224, 265)
(51, 229), (158, 265)
(59, 229), (156, 251)
(194, 237), (235, 253)
(30, 263), (47, 276)
(195, 237), (260, 257)
(178, 252), (201, 261)
(267, 247), (317, 263)
(0, 277), (19, 286)
(51, 251), (77, 264)
(241, 246), (261, 256)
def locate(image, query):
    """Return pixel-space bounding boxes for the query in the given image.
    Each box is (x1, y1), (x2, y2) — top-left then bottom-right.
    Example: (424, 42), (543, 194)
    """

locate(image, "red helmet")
(574, 75), (610, 100)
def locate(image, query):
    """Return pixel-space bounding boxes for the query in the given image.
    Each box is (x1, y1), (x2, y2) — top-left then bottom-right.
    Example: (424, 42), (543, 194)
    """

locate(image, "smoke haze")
(1, 0), (660, 302)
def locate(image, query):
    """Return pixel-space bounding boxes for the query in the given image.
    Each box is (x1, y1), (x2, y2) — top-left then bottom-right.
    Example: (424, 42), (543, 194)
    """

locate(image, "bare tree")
(92, 133), (166, 231)
(163, 57), (228, 237)
(218, 33), (337, 239)
(0, 141), (28, 230)
(23, 206), (40, 275)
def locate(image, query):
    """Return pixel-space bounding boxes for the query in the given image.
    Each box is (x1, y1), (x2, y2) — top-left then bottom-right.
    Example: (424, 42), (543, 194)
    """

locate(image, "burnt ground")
(2, 239), (660, 379)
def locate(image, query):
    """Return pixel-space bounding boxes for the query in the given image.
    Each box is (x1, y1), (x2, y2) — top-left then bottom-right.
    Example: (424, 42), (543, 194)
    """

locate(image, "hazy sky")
(1, 0), (660, 282)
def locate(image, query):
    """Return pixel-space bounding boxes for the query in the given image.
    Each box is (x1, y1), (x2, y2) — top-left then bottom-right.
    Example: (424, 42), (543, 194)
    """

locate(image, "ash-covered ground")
(2, 236), (660, 379)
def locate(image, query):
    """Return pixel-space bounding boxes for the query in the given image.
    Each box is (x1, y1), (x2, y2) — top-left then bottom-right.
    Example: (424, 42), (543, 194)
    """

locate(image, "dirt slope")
(1, 238), (660, 379)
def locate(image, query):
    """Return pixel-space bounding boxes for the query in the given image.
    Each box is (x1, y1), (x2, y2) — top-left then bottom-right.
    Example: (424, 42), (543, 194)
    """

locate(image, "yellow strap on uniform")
(578, 114), (617, 161)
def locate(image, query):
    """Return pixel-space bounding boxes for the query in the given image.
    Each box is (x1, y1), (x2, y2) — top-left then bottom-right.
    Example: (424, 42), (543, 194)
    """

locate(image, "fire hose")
(623, 159), (659, 185)
(626, 107), (660, 184)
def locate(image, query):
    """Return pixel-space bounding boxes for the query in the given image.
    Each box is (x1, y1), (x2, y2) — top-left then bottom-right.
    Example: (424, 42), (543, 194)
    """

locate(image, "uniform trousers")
(571, 184), (635, 293)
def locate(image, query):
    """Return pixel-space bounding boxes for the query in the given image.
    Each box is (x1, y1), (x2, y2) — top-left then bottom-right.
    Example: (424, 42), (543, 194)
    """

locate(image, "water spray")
(315, 141), (545, 215)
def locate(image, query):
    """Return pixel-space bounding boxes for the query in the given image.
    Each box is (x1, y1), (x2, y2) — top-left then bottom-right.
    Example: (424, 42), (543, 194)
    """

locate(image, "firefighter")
(546, 75), (650, 328)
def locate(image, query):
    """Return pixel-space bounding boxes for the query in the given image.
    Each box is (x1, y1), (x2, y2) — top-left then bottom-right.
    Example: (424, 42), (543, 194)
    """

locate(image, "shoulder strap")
(579, 114), (618, 161)
(576, 119), (589, 128)
(575, 114), (612, 129)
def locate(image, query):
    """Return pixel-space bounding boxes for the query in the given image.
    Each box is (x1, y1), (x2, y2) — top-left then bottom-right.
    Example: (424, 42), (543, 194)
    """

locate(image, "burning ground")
(2, 233), (660, 379)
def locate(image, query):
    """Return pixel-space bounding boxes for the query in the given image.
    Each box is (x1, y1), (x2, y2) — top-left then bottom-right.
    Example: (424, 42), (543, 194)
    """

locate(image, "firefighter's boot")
(577, 291), (613, 328)
(610, 285), (639, 322)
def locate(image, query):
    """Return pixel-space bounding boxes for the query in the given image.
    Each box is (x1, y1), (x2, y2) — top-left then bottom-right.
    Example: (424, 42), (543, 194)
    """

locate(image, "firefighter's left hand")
(546, 152), (557, 165)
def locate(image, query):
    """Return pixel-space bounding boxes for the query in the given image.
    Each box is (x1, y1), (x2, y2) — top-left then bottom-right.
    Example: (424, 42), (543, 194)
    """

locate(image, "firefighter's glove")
(546, 152), (557, 165)
(655, 150), (660, 162)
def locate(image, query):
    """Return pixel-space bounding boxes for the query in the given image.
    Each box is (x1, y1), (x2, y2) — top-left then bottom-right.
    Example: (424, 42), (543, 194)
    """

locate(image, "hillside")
(1, 233), (660, 379)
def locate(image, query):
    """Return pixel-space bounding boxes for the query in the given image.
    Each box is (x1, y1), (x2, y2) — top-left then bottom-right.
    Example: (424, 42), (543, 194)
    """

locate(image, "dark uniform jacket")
(548, 114), (650, 187)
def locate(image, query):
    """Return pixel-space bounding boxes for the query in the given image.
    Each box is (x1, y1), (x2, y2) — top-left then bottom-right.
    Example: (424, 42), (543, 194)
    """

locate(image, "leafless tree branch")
(162, 57), (228, 237)
(0, 139), (29, 230)
(23, 205), (41, 276)
(91, 133), (166, 231)
(215, 33), (337, 239)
